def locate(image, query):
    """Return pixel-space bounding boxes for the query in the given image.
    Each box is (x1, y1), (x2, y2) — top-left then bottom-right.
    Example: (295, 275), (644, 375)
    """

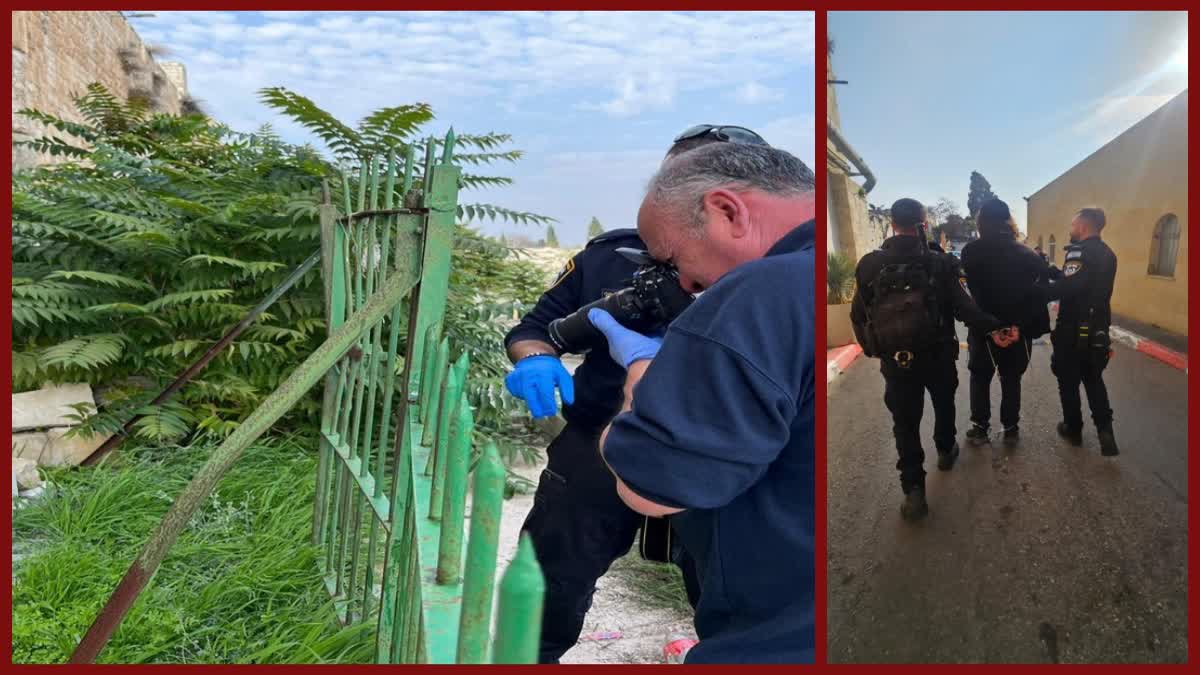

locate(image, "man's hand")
(504, 355), (574, 419)
(990, 326), (1020, 347)
(587, 308), (663, 369)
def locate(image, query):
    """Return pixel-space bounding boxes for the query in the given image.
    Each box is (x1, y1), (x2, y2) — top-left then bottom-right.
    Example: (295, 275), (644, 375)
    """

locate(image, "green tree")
(967, 171), (998, 217)
(12, 83), (547, 442)
(545, 225), (559, 248)
(587, 217), (604, 238)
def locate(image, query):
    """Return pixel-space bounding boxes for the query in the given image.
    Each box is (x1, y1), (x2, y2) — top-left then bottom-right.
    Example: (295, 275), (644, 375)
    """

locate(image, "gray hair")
(647, 143), (814, 231)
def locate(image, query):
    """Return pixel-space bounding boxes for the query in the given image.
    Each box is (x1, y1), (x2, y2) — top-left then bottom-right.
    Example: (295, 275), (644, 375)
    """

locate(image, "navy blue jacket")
(603, 222), (816, 663)
(504, 229), (644, 431)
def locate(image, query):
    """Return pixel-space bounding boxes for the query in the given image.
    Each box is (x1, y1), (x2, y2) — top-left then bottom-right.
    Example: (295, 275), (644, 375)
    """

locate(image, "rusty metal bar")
(79, 248), (321, 467)
(68, 250), (423, 664)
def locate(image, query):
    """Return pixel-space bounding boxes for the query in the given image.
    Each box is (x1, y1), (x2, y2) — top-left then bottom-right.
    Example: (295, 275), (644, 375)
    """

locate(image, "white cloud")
(123, 10), (813, 241)
(734, 81), (784, 105)
(758, 113), (816, 168)
(133, 11), (813, 125)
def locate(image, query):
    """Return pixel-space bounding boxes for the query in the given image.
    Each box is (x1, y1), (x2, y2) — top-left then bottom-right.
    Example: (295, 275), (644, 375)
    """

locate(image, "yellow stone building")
(1026, 90), (1188, 336)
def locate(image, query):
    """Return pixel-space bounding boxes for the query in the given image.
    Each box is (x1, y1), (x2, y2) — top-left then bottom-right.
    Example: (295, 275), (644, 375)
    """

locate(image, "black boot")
(965, 423), (989, 446)
(1098, 426), (1120, 456)
(1002, 426), (1020, 448)
(1057, 422), (1083, 446)
(901, 487), (929, 521)
(937, 443), (960, 471)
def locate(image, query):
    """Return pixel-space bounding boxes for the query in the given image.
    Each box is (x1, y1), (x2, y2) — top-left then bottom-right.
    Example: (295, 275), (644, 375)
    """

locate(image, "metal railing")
(70, 132), (543, 664)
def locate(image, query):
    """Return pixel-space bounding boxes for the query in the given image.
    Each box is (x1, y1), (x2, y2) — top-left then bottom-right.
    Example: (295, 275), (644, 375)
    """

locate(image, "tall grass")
(11, 437), (374, 664)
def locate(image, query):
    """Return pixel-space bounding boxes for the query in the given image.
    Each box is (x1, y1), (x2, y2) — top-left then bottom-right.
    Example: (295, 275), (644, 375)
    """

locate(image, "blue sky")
(130, 11), (815, 246)
(828, 11), (1188, 232)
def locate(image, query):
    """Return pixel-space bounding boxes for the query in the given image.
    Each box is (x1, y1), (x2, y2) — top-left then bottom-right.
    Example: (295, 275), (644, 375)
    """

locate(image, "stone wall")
(826, 49), (882, 262)
(12, 11), (189, 169)
(1027, 90), (1188, 336)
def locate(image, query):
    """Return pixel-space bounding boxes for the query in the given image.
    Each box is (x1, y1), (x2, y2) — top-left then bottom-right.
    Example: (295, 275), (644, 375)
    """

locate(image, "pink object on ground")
(827, 343), (863, 383)
(663, 636), (699, 664)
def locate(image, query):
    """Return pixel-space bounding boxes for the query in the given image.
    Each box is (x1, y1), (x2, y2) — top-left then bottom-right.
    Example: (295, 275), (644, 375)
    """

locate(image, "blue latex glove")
(587, 308), (664, 369)
(504, 355), (575, 419)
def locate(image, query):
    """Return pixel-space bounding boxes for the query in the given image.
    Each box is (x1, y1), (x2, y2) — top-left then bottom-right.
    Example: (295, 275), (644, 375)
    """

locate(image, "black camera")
(547, 248), (695, 354)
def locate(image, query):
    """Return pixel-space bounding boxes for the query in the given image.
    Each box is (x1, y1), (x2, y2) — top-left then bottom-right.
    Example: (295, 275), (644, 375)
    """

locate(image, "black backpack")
(863, 251), (944, 361)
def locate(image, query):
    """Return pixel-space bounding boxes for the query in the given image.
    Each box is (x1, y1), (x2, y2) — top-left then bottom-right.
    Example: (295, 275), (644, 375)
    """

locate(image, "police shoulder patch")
(1063, 260), (1083, 276)
(547, 258), (576, 290)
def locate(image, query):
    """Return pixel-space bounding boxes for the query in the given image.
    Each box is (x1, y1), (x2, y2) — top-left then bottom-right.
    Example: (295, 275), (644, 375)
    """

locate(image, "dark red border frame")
(4, 3), (1194, 671)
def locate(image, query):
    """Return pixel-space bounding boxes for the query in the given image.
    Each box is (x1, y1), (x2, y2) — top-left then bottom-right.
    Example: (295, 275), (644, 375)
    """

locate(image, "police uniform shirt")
(851, 235), (1004, 365)
(503, 229), (643, 431)
(602, 221), (816, 664)
(1046, 236), (1118, 332)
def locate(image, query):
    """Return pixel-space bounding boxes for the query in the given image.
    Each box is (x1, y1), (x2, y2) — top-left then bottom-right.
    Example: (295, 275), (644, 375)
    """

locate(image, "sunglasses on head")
(672, 124), (769, 146)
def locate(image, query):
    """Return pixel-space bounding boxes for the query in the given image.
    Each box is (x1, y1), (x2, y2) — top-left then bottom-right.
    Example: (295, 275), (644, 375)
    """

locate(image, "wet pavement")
(827, 334), (1188, 664)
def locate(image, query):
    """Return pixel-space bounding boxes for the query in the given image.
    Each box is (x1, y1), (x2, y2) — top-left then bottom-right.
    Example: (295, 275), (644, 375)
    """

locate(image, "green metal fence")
(312, 133), (544, 663)
(69, 132), (543, 664)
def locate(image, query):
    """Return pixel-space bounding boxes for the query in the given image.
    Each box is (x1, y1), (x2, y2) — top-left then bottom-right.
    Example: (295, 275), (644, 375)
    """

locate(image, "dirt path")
(495, 456), (696, 664)
(827, 334), (1188, 663)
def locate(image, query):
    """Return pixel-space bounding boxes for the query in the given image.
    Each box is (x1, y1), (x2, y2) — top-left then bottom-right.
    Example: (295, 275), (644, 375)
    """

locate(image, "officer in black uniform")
(1042, 207), (1120, 456)
(960, 198), (1051, 448)
(503, 124), (770, 662)
(851, 198), (1012, 521)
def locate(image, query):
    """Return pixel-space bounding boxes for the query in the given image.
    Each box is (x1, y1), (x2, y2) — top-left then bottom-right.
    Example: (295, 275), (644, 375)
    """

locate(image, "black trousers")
(521, 422), (701, 663)
(967, 330), (1033, 430)
(882, 356), (959, 493)
(1050, 333), (1114, 431)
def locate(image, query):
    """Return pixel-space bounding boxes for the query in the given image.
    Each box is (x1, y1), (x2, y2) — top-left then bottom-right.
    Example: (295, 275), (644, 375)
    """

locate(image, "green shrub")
(827, 252), (856, 305)
(12, 84), (551, 445)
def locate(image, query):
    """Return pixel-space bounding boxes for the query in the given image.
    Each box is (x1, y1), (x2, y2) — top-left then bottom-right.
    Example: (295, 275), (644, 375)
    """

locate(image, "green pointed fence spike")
(385, 151), (398, 207)
(417, 325), (439, 418)
(422, 338), (450, 447)
(422, 136), (436, 196)
(342, 170), (354, 222)
(368, 156), (381, 215)
(356, 160), (369, 213)
(455, 442), (505, 664)
(428, 349), (463, 515)
(436, 391), (472, 585)
(493, 534), (545, 664)
(441, 128), (456, 164)
(402, 145), (416, 195)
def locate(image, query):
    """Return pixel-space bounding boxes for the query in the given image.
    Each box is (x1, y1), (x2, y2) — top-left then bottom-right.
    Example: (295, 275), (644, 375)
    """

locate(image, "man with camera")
(851, 198), (1014, 521)
(503, 125), (771, 663)
(587, 142), (816, 663)
(960, 198), (1052, 448)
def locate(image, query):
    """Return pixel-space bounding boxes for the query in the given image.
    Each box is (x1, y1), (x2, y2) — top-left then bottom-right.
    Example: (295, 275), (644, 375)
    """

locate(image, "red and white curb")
(827, 343), (863, 383)
(1109, 325), (1188, 373)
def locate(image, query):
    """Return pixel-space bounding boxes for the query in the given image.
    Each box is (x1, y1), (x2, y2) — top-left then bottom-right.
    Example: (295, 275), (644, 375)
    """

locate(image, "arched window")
(1148, 213), (1181, 277)
(1048, 235), (1056, 264)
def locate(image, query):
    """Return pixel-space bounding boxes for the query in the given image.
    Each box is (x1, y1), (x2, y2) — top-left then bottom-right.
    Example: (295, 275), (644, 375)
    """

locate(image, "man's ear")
(703, 189), (750, 238)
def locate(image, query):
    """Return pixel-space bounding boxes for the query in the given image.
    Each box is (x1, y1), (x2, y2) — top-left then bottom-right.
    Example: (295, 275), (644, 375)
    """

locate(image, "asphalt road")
(827, 334), (1188, 664)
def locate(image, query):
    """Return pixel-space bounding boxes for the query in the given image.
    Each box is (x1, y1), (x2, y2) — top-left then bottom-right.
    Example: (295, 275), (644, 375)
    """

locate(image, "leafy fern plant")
(13, 84), (551, 446)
